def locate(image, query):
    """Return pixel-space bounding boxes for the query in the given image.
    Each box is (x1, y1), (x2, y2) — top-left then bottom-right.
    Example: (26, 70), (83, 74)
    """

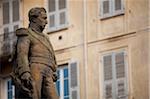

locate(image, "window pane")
(57, 70), (60, 78)
(117, 81), (125, 97)
(13, 0), (20, 22)
(49, 15), (55, 28)
(4, 28), (9, 40)
(115, 0), (122, 10)
(64, 97), (69, 99)
(105, 84), (112, 99)
(64, 68), (68, 78)
(103, 55), (112, 80)
(59, 0), (66, 10)
(103, 1), (109, 14)
(72, 91), (77, 99)
(3, 2), (10, 24)
(56, 81), (60, 96)
(115, 53), (125, 78)
(7, 80), (13, 99)
(59, 12), (66, 25)
(14, 25), (19, 31)
(48, 0), (56, 12)
(64, 79), (69, 96)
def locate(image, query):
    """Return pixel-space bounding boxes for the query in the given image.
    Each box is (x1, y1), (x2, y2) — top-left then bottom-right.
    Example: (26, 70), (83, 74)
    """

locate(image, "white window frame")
(100, 0), (124, 19)
(100, 50), (128, 99)
(1, 0), (22, 33)
(56, 64), (70, 99)
(0, 0), (22, 55)
(47, 0), (68, 32)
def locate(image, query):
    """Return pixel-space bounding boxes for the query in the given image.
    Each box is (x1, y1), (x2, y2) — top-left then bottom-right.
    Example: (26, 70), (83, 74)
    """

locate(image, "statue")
(11, 7), (59, 99)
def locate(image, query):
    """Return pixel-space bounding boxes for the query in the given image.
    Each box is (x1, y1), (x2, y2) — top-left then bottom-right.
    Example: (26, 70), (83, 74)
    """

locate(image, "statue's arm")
(17, 36), (31, 77)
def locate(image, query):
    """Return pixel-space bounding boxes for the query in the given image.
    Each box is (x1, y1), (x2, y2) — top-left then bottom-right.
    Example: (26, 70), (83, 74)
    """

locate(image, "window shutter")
(3, 2), (10, 24)
(115, 52), (127, 99)
(103, 55), (113, 99)
(12, 0), (19, 22)
(101, 0), (111, 17)
(69, 60), (80, 99)
(114, 0), (124, 14)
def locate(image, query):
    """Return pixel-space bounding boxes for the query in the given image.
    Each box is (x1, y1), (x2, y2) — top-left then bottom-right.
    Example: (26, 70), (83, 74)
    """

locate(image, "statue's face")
(36, 11), (48, 31)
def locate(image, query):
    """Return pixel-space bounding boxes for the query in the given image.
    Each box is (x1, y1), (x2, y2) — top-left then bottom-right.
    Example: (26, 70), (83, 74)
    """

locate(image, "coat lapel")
(28, 29), (53, 53)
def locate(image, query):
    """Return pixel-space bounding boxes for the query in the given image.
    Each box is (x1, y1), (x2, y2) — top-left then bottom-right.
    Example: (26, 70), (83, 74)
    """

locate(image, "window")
(100, 0), (124, 18)
(102, 51), (128, 99)
(56, 65), (69, 99)
(7, 79), (15, 99)
(47, 0), (68, 32)
(56, 60), (80, 99)
(1, 0), (20, 54)
(2, 0), (20, 34)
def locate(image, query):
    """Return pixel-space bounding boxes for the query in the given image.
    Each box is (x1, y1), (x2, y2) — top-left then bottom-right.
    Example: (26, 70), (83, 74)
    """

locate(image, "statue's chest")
(30, 35), (49, 48)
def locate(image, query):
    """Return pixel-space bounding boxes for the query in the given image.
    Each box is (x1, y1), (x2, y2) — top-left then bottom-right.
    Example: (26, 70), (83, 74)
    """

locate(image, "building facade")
(0, 0), (149, 99)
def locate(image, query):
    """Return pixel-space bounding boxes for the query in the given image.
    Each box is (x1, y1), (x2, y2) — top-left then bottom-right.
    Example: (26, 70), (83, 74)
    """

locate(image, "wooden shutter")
(115, 52), (127, 99)
(114, 0), (124, 14)
(103, 55), (113, 99)
(69, 60), (80, 99)
(101, 0), (111, 18)
(58, 0), (67, 29)
(48, 0), (57, 31)
(3, 2), (10, 24)
(12, 0), (19, 22)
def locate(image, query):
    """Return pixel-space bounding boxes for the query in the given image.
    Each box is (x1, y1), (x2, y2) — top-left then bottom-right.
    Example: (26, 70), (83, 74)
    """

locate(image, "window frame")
(1, 0), (21, 33)
(100, 0), (125, 19)
(100, 50), (128, 99)
(47, 0), (69, 33)
(56, 64), (70, 99)
(0, 0), (22, 54)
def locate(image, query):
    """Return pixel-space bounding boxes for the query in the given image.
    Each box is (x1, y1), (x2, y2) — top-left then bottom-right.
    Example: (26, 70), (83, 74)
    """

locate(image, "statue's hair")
(28, 7), (46, 22)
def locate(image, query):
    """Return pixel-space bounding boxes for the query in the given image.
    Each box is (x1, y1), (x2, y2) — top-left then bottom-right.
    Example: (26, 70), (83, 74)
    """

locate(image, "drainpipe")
(83, 0), (88, 99)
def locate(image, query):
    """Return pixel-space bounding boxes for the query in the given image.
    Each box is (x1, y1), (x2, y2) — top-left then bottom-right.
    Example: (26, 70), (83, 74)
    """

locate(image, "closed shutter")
(58, 0), (67, 29)
(103, 55), (113, 99)
(48, 0), (57, 30)
(115, 52), (127, 99)
(12, 0), (19, 22)
(69, 60), (80, 99)
(114, 0), (124, 14)
(3, 2), (10, 24)
(101, 0), (111, 17)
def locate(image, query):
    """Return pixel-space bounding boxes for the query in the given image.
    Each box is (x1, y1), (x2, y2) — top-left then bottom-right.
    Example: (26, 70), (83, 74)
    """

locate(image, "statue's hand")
(21, 72), (33, 90)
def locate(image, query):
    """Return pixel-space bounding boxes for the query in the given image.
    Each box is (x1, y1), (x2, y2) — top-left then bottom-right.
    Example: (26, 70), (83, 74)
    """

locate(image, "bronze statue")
(11, 7), (59, 99)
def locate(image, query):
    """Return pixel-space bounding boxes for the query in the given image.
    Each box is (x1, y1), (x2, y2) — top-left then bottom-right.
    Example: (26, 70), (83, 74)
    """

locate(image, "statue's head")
(28, 7), (48, 31)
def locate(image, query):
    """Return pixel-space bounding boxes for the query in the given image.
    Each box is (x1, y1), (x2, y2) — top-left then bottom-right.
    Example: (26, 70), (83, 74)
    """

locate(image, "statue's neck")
(29, 22), (43, 33)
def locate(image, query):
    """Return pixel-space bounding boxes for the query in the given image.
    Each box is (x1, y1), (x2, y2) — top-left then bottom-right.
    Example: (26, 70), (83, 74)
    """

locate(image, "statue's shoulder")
(16, 28), (29, 36)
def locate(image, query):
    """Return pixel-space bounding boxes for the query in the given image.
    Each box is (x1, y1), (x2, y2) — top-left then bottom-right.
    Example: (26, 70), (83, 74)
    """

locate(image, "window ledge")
(100, 12), (125, 20)
(47, 27), (68, 34)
